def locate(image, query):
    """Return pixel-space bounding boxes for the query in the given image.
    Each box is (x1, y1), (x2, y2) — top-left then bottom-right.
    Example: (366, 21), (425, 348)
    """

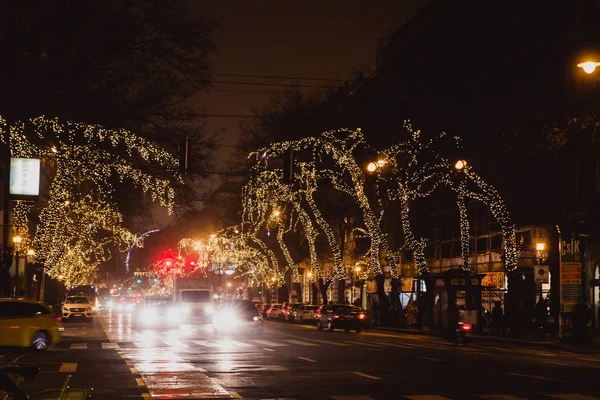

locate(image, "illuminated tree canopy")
(2, 115), (180, 287)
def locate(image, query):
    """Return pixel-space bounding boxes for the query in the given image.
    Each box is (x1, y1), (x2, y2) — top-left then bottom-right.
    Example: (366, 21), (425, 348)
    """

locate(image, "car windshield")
(65, 297), (90, 304)
(181, 291), (211, 302)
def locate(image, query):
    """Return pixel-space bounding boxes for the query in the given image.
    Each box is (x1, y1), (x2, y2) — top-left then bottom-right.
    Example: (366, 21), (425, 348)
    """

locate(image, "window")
(0, 302), (49, 317)
(65, 297), (90, 304)
(180, 290), (211, 303)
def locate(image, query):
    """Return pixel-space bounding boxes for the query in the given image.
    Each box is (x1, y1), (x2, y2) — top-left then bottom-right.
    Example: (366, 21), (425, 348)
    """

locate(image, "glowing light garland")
(2, 115), (179, 286)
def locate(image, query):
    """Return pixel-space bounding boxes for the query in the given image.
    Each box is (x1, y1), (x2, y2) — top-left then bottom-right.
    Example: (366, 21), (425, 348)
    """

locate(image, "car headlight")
(182, 304), (192, 315)
(253, 316), (260, 322)
(205, 305), (214, 314)
(139, 306), (159, 323)
(167, 306), (182, 323)
(117, 304), (124, 311)
(125, 304), (135, 312)
(86, 307), (92, 311)
(213, 311), (238, 328)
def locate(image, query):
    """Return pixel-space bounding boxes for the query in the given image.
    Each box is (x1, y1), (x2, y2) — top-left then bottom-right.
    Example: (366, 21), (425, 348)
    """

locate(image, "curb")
(373, 327), (600, 352)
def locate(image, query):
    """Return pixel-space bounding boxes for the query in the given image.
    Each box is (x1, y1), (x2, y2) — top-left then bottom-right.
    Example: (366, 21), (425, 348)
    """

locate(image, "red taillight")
(357, 314), (366, 320)
(461, 323), (472, 331)
(333, 314), (340, 319)
(54, 317), (61, 322)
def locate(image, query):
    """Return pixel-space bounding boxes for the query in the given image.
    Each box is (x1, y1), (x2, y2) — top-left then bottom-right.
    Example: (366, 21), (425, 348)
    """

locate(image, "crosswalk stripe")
(59, 363), (78, 373)
(70, 343), (87, 350)
(343, 341), (386, 348)
(192, 340), (220, 347)
(549, 395), (600, 400)
(284, 339), (319, 346)
(352, 371), (381, 380)
(101, 342), (119, 349)
(252, 339), (289, 347)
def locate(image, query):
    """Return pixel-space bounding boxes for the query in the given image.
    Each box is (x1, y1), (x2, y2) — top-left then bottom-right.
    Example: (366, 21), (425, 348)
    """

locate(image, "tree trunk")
(390, 277), (401, 326)
(318, 277), (331, 305)
(311, 282), (319, 305)
(337, 279), (346, 303)
(375, 274), (390, 326)
(293, 282), (302, 303)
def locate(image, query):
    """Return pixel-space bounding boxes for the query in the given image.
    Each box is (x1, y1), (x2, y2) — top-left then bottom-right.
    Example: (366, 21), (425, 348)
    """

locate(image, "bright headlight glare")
(125, 304), (134, 311)
(214, 311), (237, 328)
(253, 316), (259, 321)
(182, 304), (192, 315)
(205, 305), (214, 314)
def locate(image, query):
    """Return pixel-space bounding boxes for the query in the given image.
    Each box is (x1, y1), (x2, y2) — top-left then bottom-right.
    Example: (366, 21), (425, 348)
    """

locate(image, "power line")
(212, 72), (346, 82)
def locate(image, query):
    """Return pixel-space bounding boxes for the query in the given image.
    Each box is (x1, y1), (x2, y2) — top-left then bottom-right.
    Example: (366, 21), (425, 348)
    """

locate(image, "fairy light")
(1, 115), (179, 285)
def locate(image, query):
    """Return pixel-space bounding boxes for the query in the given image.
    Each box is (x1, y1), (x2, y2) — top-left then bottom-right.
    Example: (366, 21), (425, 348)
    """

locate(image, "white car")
(293, 304), (319, 323)
(62, 296), (94, 321)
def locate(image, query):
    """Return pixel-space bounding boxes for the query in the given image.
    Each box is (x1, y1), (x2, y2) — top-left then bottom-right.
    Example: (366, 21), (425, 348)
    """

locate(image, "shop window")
(491, 235), (502, 251)
(476, 237), (488, 253)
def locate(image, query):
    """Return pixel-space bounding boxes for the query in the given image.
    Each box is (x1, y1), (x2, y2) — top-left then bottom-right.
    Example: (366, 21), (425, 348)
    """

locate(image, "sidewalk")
(374, 326), (600, 353)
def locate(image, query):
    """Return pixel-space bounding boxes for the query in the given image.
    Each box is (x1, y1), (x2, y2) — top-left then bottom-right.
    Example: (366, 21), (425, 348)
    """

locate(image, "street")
(1, 311), (600, 399)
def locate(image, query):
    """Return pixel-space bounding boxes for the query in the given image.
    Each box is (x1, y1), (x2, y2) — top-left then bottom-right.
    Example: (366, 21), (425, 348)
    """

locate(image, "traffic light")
(136, 279), (142, 284)
(258, 290), (262, 295)
(188, 260), (196, 270)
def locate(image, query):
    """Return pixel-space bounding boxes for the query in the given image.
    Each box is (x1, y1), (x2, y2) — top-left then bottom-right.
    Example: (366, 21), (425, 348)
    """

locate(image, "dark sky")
(188, 1), (421, 172)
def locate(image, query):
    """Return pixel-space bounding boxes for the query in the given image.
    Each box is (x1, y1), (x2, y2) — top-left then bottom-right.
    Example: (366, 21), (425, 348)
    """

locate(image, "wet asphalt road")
(2, 310), (600, 399)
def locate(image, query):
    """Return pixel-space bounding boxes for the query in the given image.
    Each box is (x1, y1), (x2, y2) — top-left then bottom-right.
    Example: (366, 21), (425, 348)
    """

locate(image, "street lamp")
(577, 61), (600, 74)
(454, 160), (467, 171)
(12, 236), (22, 298)
(366, 162), (377, 173)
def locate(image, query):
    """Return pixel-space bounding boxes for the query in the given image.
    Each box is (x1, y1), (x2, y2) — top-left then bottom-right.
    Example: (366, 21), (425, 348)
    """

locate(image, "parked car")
(0, 299), (61, 350)
(62, 296), (94, 321)
(266, 304), (282, 319)
(280, 303), (302, 322)
(293, 304), (319, 323)
(316, 304), (367, 333)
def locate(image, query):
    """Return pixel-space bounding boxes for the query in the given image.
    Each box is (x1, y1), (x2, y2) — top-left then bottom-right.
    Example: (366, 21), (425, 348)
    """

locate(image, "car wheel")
(317, 321), (323, 331)
(32, 331), (49, 351)
(327, 321), (334, 331)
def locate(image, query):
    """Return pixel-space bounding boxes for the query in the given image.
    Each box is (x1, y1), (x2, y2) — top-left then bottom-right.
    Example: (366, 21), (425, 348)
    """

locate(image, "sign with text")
(10, 158), (40, 197)
(561, 237), (581, 262)
(560, 262), (581, 313)
(481, 272), (505, 288)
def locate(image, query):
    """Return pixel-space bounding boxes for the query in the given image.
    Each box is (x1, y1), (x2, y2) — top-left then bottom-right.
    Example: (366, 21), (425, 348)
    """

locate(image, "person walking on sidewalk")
(492, 301), (504, 335)
(535, 299), (548, 340)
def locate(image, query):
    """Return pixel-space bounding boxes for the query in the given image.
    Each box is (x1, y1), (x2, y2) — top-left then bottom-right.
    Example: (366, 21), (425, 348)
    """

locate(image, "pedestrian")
(492, 301), (503, 335)
(535, 299), (548, 340)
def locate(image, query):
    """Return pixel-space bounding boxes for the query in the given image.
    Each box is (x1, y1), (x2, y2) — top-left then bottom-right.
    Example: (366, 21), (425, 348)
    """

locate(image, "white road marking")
(343, 341), (385, 348)
(263, 347), (276, 352)
(549, 395), (600, 400)
(309, 339), (351, 346)
(252, 339), (289, 347)
(136, 377), (145, 387)
(285, 339), (319, 346)
(101, 342), (119, 349)
(421, 357), (443, 362)
(69, 343), (87, 350)
(192, 340), (219, 347)
(544, 360), (571, 366)
(59, 363), (78, 373)
(212, 378), (226, 386)
(229, 392), (242, 399)
(508, 372), (570, 383)
(352, 371), (381, 380)
(298, 356), (318, 363)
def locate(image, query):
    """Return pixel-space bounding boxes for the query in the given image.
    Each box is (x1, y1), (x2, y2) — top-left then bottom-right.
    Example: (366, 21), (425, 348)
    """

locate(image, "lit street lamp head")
(366, 162), (377, 173)
(454, 160), (467, 171)
(536, 243), (546, 252)
(13, 236), (22, 244)
(577, 61), (600, 74)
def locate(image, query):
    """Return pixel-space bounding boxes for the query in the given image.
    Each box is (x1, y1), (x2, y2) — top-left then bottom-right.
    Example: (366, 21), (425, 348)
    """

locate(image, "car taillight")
(357, 314), (366, 320)
(333, 314), (340, 319)
(462, 323), (472, 331)
(54, 316), (61, 322)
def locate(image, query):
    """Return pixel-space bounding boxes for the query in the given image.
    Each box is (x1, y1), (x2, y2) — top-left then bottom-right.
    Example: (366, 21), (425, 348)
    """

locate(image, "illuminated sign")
(10, 158), (40, 197)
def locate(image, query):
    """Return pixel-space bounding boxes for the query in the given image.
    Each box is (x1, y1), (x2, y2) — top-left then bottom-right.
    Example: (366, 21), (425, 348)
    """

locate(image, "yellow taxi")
(0, 299), (61, 350)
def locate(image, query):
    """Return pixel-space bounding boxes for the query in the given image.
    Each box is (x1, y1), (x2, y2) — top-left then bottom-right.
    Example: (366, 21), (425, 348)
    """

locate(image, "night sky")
(188, 1), (420, 173)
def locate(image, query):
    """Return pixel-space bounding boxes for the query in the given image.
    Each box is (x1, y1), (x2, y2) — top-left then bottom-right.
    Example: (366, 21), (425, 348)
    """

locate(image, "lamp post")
(12, 235), (22, 298)
(536, 242), (546, 302)
(271, 276), (277, 303)
(577, 59), (600, 100)
(307, 272), (313, 304)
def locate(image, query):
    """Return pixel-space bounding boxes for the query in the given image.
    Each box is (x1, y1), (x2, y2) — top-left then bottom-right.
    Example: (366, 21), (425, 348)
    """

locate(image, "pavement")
(2, 310), (600, 399)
